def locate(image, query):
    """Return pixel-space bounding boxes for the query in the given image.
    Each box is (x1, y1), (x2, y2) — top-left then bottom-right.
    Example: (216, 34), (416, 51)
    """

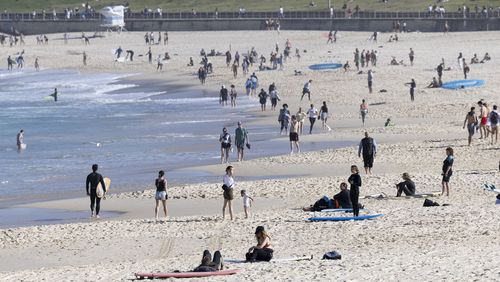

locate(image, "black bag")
(423, 199), (440, 207)
(222, 184), (228, 191)
(323, 251), (341, 260)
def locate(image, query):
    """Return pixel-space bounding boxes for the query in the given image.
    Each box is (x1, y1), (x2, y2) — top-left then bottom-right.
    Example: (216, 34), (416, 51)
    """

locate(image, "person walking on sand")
(86, 164), (106, 218)
(219, 127), (232, 164)
(405, 79), (416, 102)
(409, 48), (415, 66)
(34, 57), (40, 71)
(82, 51), (88, 66)
(278, 104), (290, 135)
(154, 170), (168, 220)
(348, 165), (362, 217)
(463, 61), (470, 79)
(235, 122), (249, 162)
(463, 107), (478, 146)
(16, 129), (25, 150)
(258, 88), (268, 111)
(441, 147), (454, 196)
(367, 70), (374, 93)
(360, 99), (368, 125)
(358, 132), (377, 174)
(319, 101), (331, 131)
(488, 105), (499, 145)
(289, 115), (300, 154)
(219, 85), (228, 106)
(230, 84), (237, 107)
(296, 107), (306, 135)
(146, 47), (152, 64)
(241, 190), (254, 219)
(222, 166), (235, 220)
(306, 104), (318, 134)
(478, 100), (489, 139)
(300, 80), (312, 101)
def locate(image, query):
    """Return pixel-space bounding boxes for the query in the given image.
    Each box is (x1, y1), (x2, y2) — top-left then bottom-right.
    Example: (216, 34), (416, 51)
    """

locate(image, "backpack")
(323, 251), (342, 260)
(490, 111), (499, 125)
(423, 199), (439, 207)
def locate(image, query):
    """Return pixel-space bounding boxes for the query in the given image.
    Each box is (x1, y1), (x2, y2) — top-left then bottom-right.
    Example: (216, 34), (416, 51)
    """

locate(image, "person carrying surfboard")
(86, 164), (106, 218)
(49, 88), (58, 102)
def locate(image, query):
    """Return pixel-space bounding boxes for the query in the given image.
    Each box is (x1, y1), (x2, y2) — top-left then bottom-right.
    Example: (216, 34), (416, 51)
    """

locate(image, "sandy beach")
(1, 30), (499, 281)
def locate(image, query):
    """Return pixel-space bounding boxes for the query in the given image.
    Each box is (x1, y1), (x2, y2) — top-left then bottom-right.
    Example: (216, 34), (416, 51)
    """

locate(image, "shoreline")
(1, 30), (499, 281)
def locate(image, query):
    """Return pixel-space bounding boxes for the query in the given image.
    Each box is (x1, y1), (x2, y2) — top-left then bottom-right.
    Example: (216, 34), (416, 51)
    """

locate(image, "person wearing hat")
(245, 226), (273, 262)
(395, 172), (416, 197)
(219, 85), (228, 106)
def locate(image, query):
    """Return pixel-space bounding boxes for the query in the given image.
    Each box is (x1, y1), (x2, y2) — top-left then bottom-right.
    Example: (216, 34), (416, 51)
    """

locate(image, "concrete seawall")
(1, 18), (499, 35)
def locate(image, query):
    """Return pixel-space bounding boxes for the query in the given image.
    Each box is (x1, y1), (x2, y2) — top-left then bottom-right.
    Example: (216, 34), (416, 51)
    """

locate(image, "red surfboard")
(134, 269), (240, 279)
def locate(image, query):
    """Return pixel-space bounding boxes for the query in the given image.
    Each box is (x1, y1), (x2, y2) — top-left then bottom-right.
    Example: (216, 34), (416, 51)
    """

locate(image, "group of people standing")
(463, 100), (499, 146)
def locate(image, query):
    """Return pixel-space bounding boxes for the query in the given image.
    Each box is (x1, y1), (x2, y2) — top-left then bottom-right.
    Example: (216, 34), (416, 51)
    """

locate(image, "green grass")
(1, 0), (500, 13)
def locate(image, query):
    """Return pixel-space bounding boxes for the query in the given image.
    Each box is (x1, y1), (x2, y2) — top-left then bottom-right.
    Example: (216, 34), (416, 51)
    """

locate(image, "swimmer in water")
(49, 88), (58, 102)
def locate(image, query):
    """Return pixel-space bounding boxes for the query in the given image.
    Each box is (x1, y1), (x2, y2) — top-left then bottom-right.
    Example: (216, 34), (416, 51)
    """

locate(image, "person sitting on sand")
(481, 52), (491, 63)
(390, 57), (400, 65)
(193, 250), (224, 272)
(395, 173), (416, 196)
(470, 54), (479, 64)
(343, 61), (350, 72)
(246, 226), (273, 262)
(302, 183), (353, 211)
(426, 77), (440, 88)
(188, 57), (194, 66)
(333, 183), (352, 208)
(384, 118), (395, 127)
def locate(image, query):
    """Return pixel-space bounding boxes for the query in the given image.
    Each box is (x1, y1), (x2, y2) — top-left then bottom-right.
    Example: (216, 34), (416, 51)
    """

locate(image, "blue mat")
(308, 214), (383, 221)
(309, 63), (342, 71)
(441, 79), (485, 89)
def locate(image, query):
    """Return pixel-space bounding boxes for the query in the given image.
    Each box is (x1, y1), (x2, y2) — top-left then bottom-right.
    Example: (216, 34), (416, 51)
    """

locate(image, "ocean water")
(0, 69), (354, 209)
(0, 69), (255, 202)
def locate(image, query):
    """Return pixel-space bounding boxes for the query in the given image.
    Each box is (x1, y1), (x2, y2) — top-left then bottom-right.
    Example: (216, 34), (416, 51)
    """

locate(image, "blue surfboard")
(441, 79), (485, 89)
(308, 214), (383, 221)
(309, 63), (342, 71)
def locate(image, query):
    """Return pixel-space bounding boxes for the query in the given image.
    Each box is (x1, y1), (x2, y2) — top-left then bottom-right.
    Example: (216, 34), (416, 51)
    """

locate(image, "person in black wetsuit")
(395, 172), (416, 196)
(348, 165), (362, 217)
(333, 182), (352, 209)
(49, 88), (58, 102)
(193, 250), (224, 272)
(441, 147), (454, 196)
(86, 164), (106, 218)
(358, 132), (377, 174)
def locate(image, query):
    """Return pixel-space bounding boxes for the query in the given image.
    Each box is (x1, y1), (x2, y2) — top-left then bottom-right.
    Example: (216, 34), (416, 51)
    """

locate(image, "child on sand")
(241, 190), (254, 218)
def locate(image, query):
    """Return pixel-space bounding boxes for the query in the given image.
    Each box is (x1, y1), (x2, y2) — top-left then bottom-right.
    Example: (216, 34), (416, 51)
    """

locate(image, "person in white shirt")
(279, 6), (284, 18)
(222, 166), (235, 220)
(307, 104), (318, 134)
(219, 127), (231, 164)
(241, 190), (254, 218)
